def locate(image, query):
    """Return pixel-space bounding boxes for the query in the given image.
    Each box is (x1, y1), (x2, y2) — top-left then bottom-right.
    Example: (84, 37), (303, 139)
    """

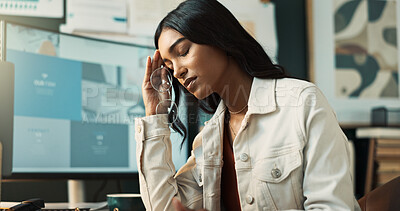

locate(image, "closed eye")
(179, 48), (189, 57)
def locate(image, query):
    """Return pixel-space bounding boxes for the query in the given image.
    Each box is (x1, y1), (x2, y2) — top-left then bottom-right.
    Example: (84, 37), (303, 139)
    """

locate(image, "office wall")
(273, 0), (308, 80)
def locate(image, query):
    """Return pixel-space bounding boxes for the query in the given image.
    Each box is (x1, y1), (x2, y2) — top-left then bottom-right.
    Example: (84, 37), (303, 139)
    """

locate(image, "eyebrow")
(162, 37), (187, 63)
(168, 37), (187, 53)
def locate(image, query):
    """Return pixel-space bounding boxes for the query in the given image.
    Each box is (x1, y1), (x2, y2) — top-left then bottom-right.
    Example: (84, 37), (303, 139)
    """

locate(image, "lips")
(184, 76), (197, 89)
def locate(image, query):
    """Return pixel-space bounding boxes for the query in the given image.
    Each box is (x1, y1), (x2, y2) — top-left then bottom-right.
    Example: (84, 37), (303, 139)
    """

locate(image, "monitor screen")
(1, 21), (188, 178)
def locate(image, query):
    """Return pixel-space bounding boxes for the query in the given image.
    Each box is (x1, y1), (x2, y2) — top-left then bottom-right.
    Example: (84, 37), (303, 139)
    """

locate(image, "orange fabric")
(221, 122), (241, 211)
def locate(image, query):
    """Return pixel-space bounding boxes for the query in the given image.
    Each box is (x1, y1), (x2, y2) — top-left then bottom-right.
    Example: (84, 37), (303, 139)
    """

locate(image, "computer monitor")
(0, 20), (189, 179)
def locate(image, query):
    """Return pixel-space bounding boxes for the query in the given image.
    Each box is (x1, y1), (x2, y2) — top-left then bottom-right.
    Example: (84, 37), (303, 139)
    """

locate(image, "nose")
(173, 66), (187, 79)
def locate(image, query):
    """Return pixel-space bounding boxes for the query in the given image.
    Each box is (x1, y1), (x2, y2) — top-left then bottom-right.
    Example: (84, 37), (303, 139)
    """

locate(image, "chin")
(193, 90), (213, 100)
(194, 94), (206, 100)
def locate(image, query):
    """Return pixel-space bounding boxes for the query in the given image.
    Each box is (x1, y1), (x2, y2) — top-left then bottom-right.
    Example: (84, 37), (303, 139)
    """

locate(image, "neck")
(215, 58), (253, 114)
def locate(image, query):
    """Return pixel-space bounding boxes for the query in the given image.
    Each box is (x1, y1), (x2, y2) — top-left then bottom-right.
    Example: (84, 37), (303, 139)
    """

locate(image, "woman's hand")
(172, 198), (208, 211)
(142, 50), (171, 116)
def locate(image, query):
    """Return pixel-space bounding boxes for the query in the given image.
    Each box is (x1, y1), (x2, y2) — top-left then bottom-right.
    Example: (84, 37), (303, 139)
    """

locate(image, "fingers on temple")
(151, 50), (160, 73)
(157, 51), (164, 68)
(144, 56), (152, 81)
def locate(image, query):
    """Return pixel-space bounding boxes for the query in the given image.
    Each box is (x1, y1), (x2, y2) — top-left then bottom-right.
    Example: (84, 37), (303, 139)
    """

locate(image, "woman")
(135, 0), (361, 210)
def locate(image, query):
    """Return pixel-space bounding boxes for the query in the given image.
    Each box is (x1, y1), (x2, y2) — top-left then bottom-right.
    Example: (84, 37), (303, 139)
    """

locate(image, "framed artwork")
(307, 0), (400, 126)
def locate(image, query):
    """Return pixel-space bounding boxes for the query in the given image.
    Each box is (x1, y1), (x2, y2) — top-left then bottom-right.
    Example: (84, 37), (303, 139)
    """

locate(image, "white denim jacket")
(135, 78), (361, 211)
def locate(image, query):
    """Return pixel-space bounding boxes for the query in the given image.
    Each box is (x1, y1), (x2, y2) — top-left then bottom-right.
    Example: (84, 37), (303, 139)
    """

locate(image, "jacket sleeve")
(135, 114), (203, 211)
(296, 86), (361, 211)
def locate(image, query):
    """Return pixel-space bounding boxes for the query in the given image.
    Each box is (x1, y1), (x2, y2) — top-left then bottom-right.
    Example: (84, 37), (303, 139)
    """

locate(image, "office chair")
(358, 176), (400, 211)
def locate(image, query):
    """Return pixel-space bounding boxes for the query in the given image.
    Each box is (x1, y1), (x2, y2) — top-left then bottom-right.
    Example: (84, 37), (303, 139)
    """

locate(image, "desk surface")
(0, 201), (108, 210)
(356, 127), (400, 139)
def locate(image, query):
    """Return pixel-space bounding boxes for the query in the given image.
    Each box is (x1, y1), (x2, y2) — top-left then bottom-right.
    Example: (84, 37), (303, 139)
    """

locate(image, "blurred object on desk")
(356, 127), (400, 194)
(0, 201), (107, 211)
(107, 193), (144, 211)
(371, 107), (400, 127)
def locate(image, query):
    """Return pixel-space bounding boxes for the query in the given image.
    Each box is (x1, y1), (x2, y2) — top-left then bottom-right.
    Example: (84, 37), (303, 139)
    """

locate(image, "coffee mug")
(107, 193), (145, 211)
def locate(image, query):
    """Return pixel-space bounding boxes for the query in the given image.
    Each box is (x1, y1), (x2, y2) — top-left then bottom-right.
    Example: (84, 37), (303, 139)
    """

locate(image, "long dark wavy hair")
(154, 0), (287, 141)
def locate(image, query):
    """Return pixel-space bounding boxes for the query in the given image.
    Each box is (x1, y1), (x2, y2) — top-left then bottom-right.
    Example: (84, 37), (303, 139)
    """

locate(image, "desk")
(356, 127), (400, 194)
(0, 201), (108, 210)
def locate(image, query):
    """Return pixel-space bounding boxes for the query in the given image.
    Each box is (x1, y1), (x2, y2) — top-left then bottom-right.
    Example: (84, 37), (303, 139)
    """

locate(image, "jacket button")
(240, 153), (249, 162)
(136, 125), (142, 133)
(271, 168), (281, 178)
(246, 195), (254, 204)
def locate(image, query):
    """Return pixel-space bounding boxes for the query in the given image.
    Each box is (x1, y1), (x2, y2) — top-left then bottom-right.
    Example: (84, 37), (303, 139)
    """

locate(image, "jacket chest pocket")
(252, 150), (304, 211)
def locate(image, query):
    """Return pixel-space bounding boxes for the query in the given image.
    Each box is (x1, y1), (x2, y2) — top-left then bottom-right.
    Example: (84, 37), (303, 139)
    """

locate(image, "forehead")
(158, 29), (185, 53)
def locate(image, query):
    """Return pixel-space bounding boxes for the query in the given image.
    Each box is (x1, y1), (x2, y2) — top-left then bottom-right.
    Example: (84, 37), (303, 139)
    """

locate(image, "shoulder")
(275, 78), (326, 100)
(254, 77), (317, 95)
(275, 78), (316, 91)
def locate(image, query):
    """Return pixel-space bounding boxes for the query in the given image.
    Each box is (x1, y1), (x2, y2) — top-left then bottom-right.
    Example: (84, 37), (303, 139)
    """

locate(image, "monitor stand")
(68, 179), (86, 203)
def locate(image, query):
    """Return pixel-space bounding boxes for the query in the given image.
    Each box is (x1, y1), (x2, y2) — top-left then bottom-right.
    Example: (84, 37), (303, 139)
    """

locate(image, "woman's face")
(158, 28), (229, 99)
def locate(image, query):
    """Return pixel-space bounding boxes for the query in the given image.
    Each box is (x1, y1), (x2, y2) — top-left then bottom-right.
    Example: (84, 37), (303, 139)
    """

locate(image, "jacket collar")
(247, 77), (277, 115)
(207, 77), (277, 124)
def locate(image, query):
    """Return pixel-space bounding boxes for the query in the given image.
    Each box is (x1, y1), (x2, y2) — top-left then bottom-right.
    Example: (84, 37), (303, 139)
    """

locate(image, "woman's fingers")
(157, 50), (164, 68)
(143, 56), (152, 84)
(172, 198), (191, 211)
(152, 50), (160, 73)
(172, 198), (207, 211)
